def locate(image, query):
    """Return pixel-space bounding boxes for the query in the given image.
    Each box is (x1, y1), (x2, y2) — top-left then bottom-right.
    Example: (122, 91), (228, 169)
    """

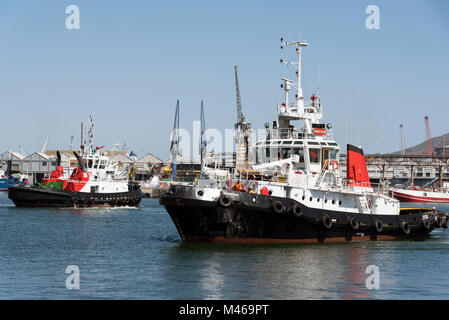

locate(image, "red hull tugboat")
(390, 187), (449, 203)
(9, 118), (143, 208)
(160, 39), (448, 243)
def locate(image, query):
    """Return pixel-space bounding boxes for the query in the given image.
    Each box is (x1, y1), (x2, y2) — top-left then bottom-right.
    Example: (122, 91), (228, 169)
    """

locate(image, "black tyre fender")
(292, 203), (303, 217)
(421, 219), (430, 230)
(272, 200), (284, 214)
(434, 215), (442, 228)
(374, 220), (383, 233)
(442, 216), (448, 229)
(349, 217), (359, 230)
(401, 221), (411, 235)
(218, 194), (232, 207)
(322, 214), (332, 229)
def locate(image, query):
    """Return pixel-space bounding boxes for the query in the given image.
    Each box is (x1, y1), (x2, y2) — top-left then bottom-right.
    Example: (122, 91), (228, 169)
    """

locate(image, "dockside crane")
(234, 65), (251, 173)
(234, 65), (245, 129)
(423, 115), (433, 155)
(170, 100), (180, 181)
(400, 124), (405, 155)
(200, 100), (206, 176)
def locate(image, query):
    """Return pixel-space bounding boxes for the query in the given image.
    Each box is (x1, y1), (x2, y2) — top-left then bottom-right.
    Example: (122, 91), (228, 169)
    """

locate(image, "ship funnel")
(56, 150), (61, 167)
(73, 151), (86, 172)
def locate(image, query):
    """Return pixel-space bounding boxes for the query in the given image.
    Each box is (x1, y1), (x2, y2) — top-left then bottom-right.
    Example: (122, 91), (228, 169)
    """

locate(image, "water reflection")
(166, 242), (389, 299)
(341, 245), (372, 299)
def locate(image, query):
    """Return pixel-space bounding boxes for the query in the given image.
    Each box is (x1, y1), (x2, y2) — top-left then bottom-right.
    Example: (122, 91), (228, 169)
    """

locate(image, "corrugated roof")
(137, 153), (163, 163)
(0, 150), (26, 160)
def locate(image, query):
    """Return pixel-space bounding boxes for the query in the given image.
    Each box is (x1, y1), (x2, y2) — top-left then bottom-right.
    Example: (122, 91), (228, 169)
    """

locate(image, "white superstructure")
(200, 38), (401, 216)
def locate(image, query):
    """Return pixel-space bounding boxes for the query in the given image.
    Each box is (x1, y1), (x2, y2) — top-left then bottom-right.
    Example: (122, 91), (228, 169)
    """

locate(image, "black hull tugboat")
(161, 178), (447, 243)
(9, 184), (143, 208)
(160, 38), (449, 243)
(9, 117), (144, 208)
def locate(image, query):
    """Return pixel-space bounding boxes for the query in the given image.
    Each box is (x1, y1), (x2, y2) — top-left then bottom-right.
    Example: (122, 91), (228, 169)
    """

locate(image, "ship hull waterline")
(8, 185), (143, 208)
(160, 186), (448, 244)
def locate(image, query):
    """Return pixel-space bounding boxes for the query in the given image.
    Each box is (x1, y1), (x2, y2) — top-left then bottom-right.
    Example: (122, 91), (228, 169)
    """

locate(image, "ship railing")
(341, 179), (390, 196)
(268, 128), (333, 141)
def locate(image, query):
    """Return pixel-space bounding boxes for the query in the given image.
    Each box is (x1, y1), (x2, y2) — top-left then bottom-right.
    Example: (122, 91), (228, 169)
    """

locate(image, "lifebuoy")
(218, 194), (232, 207)
(349, 217), (359, 230)
(292, 203), (303, 217)
(272, 201), (284, 214)
(322, 214), (332, 229)
(330, 160), (339, 170)
(374, 220), (383, 233)
(401, 221), (411, 235)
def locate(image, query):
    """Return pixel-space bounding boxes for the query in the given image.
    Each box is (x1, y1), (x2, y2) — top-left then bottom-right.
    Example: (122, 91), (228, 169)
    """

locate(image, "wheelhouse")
(254, 138), (340, 171)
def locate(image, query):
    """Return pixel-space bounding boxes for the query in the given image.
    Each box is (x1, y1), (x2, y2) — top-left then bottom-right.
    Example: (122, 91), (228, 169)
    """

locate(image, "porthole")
(325, 199), (328, 204)
(309, 197), (313, 202)
(317, 198), (320, 202)
(332, 200), (335, 204)
(302, 196), (305, 201)
(339, 200), (342, 205)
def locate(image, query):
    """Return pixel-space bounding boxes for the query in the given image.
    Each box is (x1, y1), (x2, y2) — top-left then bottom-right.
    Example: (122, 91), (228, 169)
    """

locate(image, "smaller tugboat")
(0, 160), (29, 191)
(8, 118), (143, 208)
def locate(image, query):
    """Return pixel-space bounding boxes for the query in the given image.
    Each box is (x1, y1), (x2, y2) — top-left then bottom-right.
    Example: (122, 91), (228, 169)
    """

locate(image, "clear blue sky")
(1, 0), (448, 159)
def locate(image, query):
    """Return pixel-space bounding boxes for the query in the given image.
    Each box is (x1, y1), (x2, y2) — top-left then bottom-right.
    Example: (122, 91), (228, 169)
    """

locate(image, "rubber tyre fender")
(442, 216), (448, 229)
(292, 203), (303, 217)
(401, 221), (411, 235)
(374, 220), (383, 233)
(421, 219), (430, 230)
(434, 216), (442, 228)
(349, 217), (359, 230)
(272, 200), (284, 214)
(322, 214), (332, 229)
(218, 194), (232, 207)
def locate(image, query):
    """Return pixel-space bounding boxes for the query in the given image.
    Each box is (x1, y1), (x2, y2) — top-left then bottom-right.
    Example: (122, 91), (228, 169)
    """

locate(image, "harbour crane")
(70, 135), (74, 150)
(170, 100), (180, 181)
(423, 115), (433, 155)
(233, 65), (251, 172)
(41, 137), (48, 153)
(399, 124), (405, 155)
(234, 65), (245, 129)
(200, 100), (206, 175)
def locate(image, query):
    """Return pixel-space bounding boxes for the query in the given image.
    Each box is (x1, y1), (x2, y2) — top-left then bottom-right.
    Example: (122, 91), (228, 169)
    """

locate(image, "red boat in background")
(390, 186), (449, 203)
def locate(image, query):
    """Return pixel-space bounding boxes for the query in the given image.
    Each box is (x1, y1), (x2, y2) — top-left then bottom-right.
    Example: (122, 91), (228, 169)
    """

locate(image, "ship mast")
(279, 38), (322, 136)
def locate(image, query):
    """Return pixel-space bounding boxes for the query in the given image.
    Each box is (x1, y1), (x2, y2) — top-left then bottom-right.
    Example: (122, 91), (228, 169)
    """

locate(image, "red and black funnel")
(346, 144), (371, 187)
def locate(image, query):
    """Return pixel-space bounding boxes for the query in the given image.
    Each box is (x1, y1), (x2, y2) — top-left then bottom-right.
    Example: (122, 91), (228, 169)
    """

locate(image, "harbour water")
(1, 191), (449, 300)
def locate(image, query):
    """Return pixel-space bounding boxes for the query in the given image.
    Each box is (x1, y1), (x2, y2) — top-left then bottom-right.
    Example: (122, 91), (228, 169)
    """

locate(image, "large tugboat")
(160, 38), (449, 243)
(8, 118), (143, 208)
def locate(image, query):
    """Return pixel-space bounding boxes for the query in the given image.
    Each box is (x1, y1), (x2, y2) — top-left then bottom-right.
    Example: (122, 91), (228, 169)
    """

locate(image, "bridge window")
(309, 148), (320, 164)
(293, 148), (304, 162)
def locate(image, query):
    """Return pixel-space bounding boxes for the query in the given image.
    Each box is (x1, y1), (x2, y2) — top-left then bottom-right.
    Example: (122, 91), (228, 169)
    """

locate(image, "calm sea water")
(1, 191), (449, 300)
